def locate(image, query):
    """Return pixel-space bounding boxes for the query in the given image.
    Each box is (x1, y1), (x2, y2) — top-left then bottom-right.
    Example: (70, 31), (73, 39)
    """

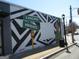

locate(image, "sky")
(6, 0), (79, 25)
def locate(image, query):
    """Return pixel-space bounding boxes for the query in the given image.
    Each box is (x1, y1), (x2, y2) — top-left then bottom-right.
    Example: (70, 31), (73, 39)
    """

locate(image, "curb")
(40, 43), (76, 59)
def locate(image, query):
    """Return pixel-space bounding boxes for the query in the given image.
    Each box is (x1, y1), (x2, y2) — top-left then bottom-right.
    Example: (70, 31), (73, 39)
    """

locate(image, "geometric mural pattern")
(11, 8), (60, 53)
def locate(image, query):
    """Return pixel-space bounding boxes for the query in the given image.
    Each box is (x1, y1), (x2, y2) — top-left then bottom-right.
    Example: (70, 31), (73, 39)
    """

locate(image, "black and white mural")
(10, 5), (61, 53)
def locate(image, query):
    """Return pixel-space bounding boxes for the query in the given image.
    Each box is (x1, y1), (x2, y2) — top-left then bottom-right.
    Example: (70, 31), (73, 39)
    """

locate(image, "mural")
(11, 7), (61, 53)
(0, 1), (62, 54)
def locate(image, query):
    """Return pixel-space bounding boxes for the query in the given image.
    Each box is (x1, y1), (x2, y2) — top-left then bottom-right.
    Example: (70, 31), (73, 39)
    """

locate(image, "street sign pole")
(31, 30), (34, 48)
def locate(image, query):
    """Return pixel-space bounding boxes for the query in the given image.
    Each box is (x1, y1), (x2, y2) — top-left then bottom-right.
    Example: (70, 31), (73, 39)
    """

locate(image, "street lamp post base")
(66, 50), (71, 53)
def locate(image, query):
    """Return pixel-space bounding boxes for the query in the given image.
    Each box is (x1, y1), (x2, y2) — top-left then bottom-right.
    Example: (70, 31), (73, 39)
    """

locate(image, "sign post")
(23, 16), (40, 48)
(31, 30), (34, 48)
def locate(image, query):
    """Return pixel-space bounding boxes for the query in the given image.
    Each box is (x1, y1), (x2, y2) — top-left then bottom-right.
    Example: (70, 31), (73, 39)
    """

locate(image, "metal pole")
(62, 14), (71, 53)
(31, 30), (34, 48)
(70, 5), (75, 43)
(70, 5), (72, 22)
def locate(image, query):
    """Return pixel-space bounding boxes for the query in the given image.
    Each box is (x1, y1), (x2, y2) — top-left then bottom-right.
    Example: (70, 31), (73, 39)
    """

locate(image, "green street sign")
(23, 16), (40, 30)
(24, 16), (40, 22)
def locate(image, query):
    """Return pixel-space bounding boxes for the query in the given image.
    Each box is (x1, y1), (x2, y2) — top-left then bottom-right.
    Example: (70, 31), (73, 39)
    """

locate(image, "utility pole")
(70, 5), (72, 22)
(70, 5), (75, 43)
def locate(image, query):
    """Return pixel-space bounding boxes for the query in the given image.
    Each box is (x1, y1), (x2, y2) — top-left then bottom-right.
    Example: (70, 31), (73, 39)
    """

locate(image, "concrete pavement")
(48, 45), (79, 59)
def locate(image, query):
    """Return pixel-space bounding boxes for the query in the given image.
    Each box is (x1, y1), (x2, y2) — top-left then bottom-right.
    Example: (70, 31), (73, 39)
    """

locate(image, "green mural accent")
(55, 18), (62, 42)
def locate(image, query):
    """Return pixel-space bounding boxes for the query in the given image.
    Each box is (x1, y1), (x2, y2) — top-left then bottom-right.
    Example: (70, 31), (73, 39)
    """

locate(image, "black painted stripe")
(41, 13), (47, 20)
(13, 29), (31, 53)
(12, 19), (26, 34)
(36, 33), (48, 45)
(12, 30), (20, 42)
(51, 19), (55, 23)
(16, 11), (35, 19)
(26, 39), (32, 47)
(48, 16), (53, 22)
(26, 31), (39, 47)
(49, 39), (56, 44)
(26, 38), (36, 47)
(50, 17), (56, 23)
(33, 14), (42, 22)
(25, 11), (35, 15)
(48, 16), (51, 22)
(34, 31), (39, 38)
(11, 8), (28, 15)
(37, 12), (46, 23)
(36, 33), (56, 45)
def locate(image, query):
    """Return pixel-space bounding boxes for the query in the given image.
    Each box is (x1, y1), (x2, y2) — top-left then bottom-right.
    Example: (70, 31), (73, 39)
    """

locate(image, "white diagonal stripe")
(28, 12), (36, 16)
(11, 22), (30, 40)
(50, 16), (56, 23)
(10, 10), (32, 19)
(15, 33), (31, 53)
(12, 37), (17, 49)
(36, 12), (44, 22)
(49, 16), (53, 23)
(14, 19), (23, 28)
(39, 13), (47, 22)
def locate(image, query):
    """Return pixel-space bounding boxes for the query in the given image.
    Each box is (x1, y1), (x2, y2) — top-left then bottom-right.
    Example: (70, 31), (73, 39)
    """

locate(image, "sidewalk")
(48, 45), (79, 59)
(22, 44), (75, 59)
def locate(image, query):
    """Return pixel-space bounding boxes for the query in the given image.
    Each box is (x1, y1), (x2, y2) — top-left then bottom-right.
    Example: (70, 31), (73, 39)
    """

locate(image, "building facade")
(0, 1), (64, 56)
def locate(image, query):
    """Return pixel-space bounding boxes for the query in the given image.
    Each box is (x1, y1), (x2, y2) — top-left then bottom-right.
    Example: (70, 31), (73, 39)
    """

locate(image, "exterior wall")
(0, 1), (62, 54)
(10, 4), (61, 53)
(0, 1), (12, 55)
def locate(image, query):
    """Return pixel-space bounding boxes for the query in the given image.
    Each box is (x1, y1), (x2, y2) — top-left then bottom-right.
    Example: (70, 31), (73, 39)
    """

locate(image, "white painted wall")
(10, 4), (24, 12)
(40, 23), (55, 41)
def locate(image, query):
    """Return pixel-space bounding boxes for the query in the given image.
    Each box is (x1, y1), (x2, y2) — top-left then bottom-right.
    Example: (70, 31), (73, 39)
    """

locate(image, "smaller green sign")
(23, 16), (40, 30)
